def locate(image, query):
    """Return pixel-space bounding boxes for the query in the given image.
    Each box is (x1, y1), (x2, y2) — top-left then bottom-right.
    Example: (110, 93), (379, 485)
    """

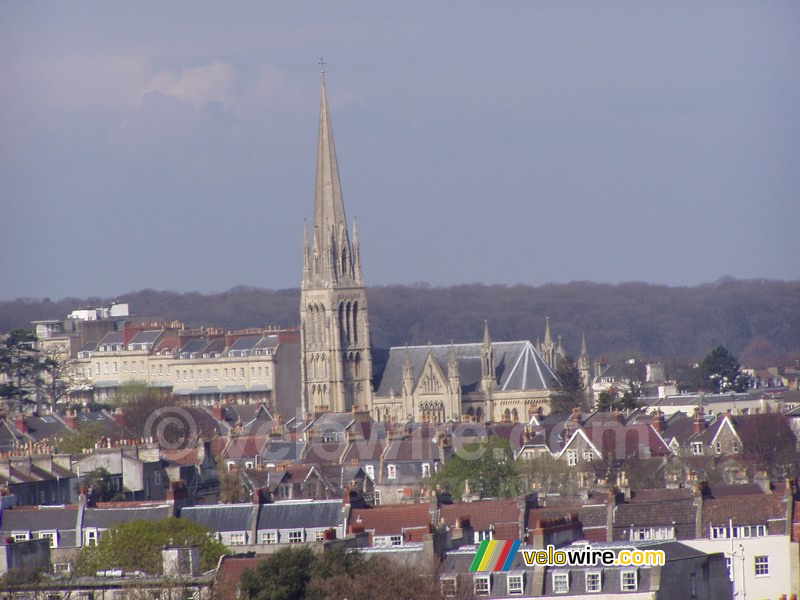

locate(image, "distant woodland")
(2, 279), (799, 368)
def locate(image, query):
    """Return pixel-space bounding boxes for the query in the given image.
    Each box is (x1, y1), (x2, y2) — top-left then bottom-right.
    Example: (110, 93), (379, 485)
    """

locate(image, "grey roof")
(24, 415), (68, 442)
(227, 335), (261, 353)
(255, 335), (279, 350)
(180, 504), (254, 532)
(201, 338), (226, 356)
(83, 504), (171, 528)
(262, 440), (306, 463)
(221, 385), (247, 394)
(98, 331), (124, 346)
(178, 339), (207, 358)
(0, 505), (80, 532)
(376, 341), (560, 397)
(255, 500), (343, 530)
(655, 392), (751, 408)
(127, 330), (162, 346)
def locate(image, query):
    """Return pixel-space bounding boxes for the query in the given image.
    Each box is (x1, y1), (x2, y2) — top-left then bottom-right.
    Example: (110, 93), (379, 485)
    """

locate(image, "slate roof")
(178, 339), (207, 358)
(0, 420), (31, 450)
(22, 415), (68, 442)
(127, 330), (161, 347)
(0, 505), (80, 532)
(659, 411), (695, 444)
(382, 435), (442, 462)
(254, 335), (279, 351)
(375, 341), (560, 397)
(201, 338), (226, 356)
(255, 499), (343, 530)
(341, 438), (386, 463)
(97, 331), (124, 347)
(261, 440), (306, 464)
(227, 335), (261, 355)
(224, 403), (273, 426)
(438, 543), (655, 597)
(181, 504), (254, 532)
(83, 503), (171, 528)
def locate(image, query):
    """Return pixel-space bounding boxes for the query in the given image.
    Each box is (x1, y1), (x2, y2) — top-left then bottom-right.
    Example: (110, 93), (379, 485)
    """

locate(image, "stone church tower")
(300, 74), (374, 416)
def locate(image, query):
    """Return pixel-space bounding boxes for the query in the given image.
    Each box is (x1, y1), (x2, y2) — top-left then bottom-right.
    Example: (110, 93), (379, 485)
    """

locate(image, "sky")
(1, 1), (799, 301)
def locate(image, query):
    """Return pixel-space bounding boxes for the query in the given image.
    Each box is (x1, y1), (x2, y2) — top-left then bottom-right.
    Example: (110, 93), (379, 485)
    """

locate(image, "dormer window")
(585, 571), (601, 593)
(620, 569), (637, 591)
(553, 571), (570, 594)
(691, 442), (703, 455)
(387, 464), (397, 479)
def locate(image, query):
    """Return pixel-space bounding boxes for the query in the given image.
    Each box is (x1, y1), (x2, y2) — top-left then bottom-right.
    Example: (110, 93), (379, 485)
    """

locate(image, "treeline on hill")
(2, 279), (799, 366)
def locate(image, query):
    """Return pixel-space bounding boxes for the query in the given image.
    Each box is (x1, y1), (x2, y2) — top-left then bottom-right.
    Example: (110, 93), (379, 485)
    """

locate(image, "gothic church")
(300, 75), (588, 423)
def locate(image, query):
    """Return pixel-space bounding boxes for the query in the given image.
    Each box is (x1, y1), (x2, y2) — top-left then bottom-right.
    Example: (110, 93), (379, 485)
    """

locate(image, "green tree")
(431, 436), (520, 501)
(239, 546), (317, 600)
(697, 345), (750, 392)
(40, 343), (78, 410)
(56, 422), (107, 455)
(239, 546), (442, 600)
(76, 517), (228, 575)
(551, 355), (587, 414)
(0, 329), (43, 412)
(595, 382), (641, 412)
(738, 413), (797, 479)
(76, 467), (123, 503)
(516, 453), (577, 495)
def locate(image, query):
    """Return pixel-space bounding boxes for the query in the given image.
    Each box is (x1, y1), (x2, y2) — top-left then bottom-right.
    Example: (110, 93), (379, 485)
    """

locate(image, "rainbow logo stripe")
(469, 540), (521, 572)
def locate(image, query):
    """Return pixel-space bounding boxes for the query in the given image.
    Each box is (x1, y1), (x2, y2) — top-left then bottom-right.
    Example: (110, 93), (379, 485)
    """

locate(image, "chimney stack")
(15, 416), (29, 434)
(693, 408), (707, 434)
(652, 410), (665, 433)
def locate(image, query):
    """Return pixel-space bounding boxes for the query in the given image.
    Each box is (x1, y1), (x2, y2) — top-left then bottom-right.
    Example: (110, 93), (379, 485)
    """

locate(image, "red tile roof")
(350, 504), (432, 540)
(223, 435), (268, 459)
(702, 493), (789, 532)
(214, 556), (264, 600)
(440, 499), (520, 532)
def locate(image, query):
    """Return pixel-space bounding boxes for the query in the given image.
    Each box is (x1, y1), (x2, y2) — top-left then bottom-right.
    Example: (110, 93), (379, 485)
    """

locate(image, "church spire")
(313, 71), (351, 279)
(543, 317), (553, 347)
(300, 70), (373, 417)
(302, 219), (310, 276)
(352, 217), (362, 282)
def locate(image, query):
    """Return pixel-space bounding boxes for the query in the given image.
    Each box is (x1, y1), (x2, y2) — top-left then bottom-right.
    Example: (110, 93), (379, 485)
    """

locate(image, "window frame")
(229, 532), (246, 546)
(473, 574), (491, 596)
(552, 571), (570, 594)
(754, 555), (769, 577)
(620, 569), (638, 591)
(260, 531), (278, 545)
(507, 572), (524, 595)
(441, 576), (457, 598)
(38, 530), (59, 548)
(288, 530), (304, 544)
(585, 571), (601, 593)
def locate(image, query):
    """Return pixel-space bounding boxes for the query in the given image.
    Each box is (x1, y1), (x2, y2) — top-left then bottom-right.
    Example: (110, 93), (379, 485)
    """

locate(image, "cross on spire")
(318, 58), (326, 75)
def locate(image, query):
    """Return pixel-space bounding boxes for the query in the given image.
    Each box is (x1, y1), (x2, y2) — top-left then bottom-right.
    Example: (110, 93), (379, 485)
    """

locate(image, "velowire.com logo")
(469, 540), (521, 572)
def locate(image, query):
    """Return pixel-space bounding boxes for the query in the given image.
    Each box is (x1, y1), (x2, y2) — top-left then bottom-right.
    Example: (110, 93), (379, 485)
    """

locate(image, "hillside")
(2, 279), (799, 367)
